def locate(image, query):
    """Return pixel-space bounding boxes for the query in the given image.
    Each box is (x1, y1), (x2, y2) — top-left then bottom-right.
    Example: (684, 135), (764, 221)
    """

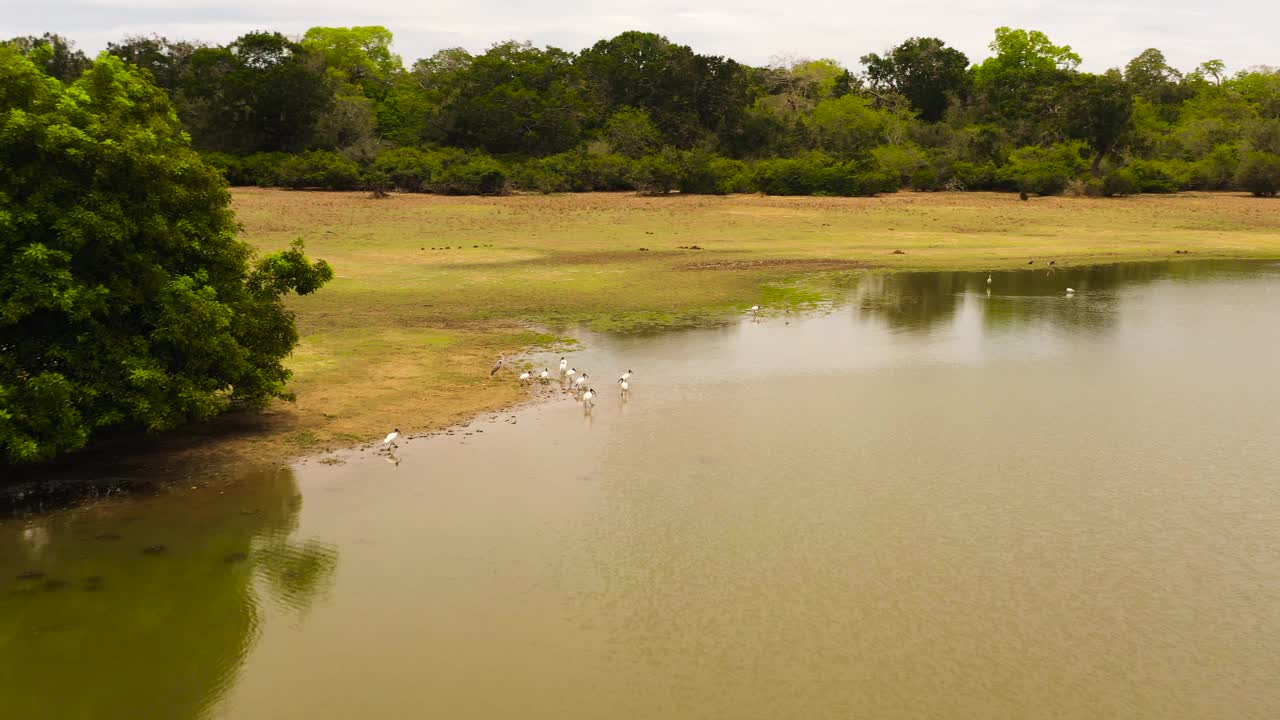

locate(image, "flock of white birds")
(380, 358), (634, 452)
(380, 279), (1079, 453)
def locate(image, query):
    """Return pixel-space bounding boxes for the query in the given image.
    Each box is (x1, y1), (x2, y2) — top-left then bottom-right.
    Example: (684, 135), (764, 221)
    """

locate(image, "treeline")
(7, 27), (1280, 197)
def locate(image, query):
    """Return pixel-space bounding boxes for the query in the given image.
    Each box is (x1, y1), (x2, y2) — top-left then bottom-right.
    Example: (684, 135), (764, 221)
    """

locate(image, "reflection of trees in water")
(848, 260), (1267, 335)
(0, 467), (337, 720)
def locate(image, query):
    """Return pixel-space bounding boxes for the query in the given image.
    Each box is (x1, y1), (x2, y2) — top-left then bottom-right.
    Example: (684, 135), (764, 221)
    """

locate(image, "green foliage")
(1102, 167), (1140, 197)
(2, 33), (91, 82)
(14, 25), (1280, 199)
(1235, 151), (1280, 196)
(432, 154), (509, 195)
(1188, 144), (1240, 190)
(997, 142), (1090, 195)
(517, 149), (642, 193)
(367, 147), (510, 194)
(602, 107), (663, 158)
(277, 150), (362, 190)
(753, 154), (897, 196)
(184, 32), (329, 154)
(872, 144), (929, 186)
(0, 49), (332, 463)
(1126, 158), (1191, 193)
(861, 37), (969, 122)
(630, 148), (683, 195)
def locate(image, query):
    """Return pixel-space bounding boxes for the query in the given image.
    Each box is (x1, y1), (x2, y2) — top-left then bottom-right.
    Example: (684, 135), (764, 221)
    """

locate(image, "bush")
(871, 144), (928, 188)
(947, 161), (999, 191)
(369, 147), (443, 192)
(1236, 151), (1280, 197)
(277, 150), (362, 190)
(368, 147), (509, 195)
(1189, 144), (1240, 190)
(671, 151), (749, 195)
(431, 154), (509, 195)
(1101, 168), (1139, 197)
(1127, 159), (1191, 193)
(752, 154), (896, 197)
(514, 149), (641, 193)
(909, 165), (945, 191)
(997, 142), (1089, 196)
(630, 148), (681, 195)
(200, 152), (290, 186)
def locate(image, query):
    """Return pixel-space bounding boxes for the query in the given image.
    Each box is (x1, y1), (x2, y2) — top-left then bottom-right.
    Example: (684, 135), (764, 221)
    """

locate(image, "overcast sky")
(5, 0), (1275, 74)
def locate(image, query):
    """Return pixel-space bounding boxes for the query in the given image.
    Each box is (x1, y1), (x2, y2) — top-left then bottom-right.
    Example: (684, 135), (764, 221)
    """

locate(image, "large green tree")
(0, 49), (332, 464)
(2, 33), (91, 83)
(445, 41), (589, 155)
(861, 37), (970, 122)
(183, 32), (329, 153)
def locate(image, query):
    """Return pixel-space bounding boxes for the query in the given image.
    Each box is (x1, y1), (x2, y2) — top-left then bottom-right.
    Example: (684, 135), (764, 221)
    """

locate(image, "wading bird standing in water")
(987, 274), (992, 285)
(559, 357), (568, 376)
(565, 367), (577, 386)
(619, 378), (629, 394)
(519, 371), (532, 383)
(574, 373), (589, 393)
(490, 354), (505, 376)
(383, 428), (400, 450)
(1066, 288), (1075, 296)
(582, 388), (595, 410)
(750, 305), (760, 314)
(539, 368), (550, 383)
(619, 369), (632, 383)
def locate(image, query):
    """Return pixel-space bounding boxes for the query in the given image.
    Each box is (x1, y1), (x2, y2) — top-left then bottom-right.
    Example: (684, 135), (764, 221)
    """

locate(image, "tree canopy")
(0, 48), (332, 464)
(4, 24), (1277, 198)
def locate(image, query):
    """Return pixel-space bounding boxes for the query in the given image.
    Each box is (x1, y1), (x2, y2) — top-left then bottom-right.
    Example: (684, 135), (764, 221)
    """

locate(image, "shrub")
(368, 147), (509, 195)
(1127, 159), (1190, 193)
(369, 147), (443, 192)
(671, 151), (749, 195)
(751, 155), (895, 197)
(909, 165), (943, 191)
(430, 154), (508, 195)
(1189, 144), (1240, 190)
(630, 148), (682, 195)
(1101, 168), (1139, 197)
(947, 161), (999, 191)
(871, 144), (928, 187)
(1236, 151), (1280, 197)
(277, 150), (362, 190)
(997, 142), (1089, 196)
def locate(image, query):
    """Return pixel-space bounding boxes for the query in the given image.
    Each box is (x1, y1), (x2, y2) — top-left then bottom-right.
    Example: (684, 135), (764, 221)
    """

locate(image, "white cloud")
(4, 0), (1275, 73)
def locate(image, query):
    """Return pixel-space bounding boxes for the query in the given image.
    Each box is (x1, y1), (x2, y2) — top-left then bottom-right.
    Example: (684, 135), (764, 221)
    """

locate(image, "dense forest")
(6, 27), (1280, 197)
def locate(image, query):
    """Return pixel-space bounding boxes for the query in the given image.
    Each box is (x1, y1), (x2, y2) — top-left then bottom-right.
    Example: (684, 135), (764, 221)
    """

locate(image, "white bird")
(490, 354), (505, 376)
(539, 368), (550, 383)
(559, 357), (567, 375)
(1066, 288), (1076, 295)
(582, 388), (595, 408)
(382, 428), (400, 448)
(574, 373), (589, 392)
(619, 379), (629, 393)
(565, 367), (576, 385)
(987, 274), (993, 284)
(619, 369), (632, 382)
(749, 305), (760, 313)
(518, 370), (532, 383)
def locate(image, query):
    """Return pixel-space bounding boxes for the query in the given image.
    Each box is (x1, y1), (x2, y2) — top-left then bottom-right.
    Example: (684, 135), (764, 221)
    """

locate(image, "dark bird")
(490, 355), (505, 375)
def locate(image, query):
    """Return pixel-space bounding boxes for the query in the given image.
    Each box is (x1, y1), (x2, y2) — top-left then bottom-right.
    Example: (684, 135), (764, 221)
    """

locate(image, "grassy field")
(203, 189), (1279, 463)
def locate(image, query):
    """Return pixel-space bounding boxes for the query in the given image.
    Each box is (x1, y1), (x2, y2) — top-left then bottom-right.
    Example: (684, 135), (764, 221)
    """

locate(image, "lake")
(3, 260), (1279, 719)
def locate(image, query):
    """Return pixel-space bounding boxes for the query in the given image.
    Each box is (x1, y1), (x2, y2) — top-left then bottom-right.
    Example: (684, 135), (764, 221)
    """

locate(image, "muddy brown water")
(3, 261), (1279, 719)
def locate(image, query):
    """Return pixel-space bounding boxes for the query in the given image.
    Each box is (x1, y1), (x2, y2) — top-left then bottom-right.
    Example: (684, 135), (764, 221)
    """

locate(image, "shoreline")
(6, 190), (1280, 495)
